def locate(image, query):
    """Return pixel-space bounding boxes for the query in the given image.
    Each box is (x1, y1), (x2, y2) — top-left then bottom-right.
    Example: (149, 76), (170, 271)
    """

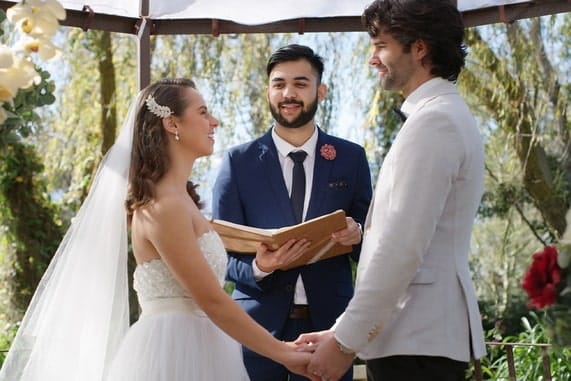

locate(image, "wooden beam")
(1, 1), (570, 35)
(462, 1), (571, 27)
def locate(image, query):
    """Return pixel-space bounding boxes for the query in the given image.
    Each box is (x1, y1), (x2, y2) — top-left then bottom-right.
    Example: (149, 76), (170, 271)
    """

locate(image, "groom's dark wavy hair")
(362, 0), (467, 82)
(126, 78), (202, 219)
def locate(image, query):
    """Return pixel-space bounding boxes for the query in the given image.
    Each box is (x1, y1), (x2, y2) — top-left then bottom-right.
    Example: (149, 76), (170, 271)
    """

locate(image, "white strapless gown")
(106, 231), (250, 380)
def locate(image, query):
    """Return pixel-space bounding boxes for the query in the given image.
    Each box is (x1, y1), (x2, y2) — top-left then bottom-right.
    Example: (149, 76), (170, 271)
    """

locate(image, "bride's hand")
(278, 342), (320, 381)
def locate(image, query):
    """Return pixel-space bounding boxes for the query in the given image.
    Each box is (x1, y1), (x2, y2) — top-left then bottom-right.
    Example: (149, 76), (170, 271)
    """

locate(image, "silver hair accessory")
(145, 95), (173, 118)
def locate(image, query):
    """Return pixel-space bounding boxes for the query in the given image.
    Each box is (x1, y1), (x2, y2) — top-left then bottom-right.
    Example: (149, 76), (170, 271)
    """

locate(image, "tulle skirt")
(106, 308), (250, 380)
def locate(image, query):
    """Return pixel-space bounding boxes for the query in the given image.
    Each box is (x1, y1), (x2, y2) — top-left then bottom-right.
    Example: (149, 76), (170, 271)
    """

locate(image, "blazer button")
(285, 285), (293, 292)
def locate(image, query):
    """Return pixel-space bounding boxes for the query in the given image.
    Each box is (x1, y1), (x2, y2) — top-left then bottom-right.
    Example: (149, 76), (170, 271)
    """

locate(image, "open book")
(210, 209), (352, 270)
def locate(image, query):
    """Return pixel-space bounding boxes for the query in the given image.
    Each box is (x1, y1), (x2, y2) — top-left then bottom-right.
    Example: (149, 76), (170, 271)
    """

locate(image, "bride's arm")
(136, 197), (313, 377)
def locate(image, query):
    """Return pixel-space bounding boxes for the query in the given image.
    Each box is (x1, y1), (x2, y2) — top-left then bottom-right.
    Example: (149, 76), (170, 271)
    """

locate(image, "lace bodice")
(134, 230), (227, 303)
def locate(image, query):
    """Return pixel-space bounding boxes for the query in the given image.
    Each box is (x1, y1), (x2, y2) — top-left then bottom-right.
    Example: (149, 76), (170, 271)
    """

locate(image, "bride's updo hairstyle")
(126, 78), (202, 218)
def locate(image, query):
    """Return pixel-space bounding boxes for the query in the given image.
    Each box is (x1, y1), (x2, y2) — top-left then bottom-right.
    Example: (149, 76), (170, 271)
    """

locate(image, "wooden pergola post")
(137, 0), (151, 90)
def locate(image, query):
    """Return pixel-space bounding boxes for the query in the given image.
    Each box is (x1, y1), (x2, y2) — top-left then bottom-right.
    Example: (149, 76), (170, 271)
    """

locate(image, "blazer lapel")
(306, 129), (334, 219)
(257, 132), (298, 226)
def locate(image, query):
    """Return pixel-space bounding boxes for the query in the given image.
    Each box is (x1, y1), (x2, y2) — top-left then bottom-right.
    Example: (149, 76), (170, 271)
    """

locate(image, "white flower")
(7, 0), (65, 39)
(0, 0), (64, 106)
(31, 0), (66, 20)
(15, 35), (61, 61)
(0, 57), (38, 102)
(0, 45), (15, 69)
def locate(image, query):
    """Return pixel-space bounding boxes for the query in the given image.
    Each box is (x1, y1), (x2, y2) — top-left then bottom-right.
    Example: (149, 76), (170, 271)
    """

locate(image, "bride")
(0, 78), (313, 380)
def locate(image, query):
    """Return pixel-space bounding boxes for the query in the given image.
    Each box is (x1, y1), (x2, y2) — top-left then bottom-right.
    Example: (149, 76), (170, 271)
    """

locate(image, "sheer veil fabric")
(0, 93), (142, 381)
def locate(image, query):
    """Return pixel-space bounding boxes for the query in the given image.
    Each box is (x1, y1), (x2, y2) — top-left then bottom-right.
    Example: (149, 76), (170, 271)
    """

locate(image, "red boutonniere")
(320, 144), (336, 160)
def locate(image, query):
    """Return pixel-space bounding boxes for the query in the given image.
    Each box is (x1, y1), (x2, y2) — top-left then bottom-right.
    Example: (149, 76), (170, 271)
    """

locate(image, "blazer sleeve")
(348, 147), (373, 262)
(335, 109), (465, 351)
(212, 151), (264, 291)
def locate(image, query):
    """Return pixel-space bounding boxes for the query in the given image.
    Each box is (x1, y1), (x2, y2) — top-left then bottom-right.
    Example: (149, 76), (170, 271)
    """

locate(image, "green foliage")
(543, 299), (571, 349)
(478, 294), (531, 337)
(0, 142), (63, 320)
(467, 316), (571, 380)
(1, 68), (56, 143)
(469, 208), (543, 337)
(0, 15), (63, 336)
(0, 9), (5, 35)
(0, 321), (17, 367)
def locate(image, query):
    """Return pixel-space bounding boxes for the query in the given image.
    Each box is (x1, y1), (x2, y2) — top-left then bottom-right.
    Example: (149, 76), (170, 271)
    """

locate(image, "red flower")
(320, 144), (336, 160)
(522, 245), (562, 309)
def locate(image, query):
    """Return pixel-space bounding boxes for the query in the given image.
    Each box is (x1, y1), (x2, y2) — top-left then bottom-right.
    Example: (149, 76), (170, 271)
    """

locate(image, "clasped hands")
(255, 217), (362, 273)
(292, 330), (355, 381)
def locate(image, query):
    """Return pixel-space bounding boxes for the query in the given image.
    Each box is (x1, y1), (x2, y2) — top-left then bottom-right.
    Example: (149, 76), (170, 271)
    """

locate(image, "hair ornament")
(145, 95), (173, 118)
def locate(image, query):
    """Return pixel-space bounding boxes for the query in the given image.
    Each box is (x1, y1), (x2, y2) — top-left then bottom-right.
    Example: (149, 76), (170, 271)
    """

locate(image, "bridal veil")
(0, 93), (142, 380)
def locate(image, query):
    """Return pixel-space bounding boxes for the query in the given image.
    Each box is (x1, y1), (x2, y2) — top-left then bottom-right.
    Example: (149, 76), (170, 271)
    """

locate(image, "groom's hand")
(296, 330), (355, 381)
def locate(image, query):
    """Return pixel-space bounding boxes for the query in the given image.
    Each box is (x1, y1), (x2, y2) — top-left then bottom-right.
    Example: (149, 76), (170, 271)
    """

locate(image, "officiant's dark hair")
(362, 0), (467, 82)
(126, 78), (202, 218)
(266, 44), (325, 83)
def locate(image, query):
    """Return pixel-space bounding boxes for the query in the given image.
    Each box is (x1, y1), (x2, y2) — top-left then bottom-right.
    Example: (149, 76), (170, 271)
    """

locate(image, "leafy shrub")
(467, 314), (571, 380)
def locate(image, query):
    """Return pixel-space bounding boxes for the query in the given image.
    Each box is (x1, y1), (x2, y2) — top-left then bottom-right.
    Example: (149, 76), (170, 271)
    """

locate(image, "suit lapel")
(306, 129), (333, 219)
(257, 131), (298, 225)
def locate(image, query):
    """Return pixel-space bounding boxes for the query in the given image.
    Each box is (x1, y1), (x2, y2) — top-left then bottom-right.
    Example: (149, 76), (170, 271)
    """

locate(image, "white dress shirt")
(252, 126), (318, 305)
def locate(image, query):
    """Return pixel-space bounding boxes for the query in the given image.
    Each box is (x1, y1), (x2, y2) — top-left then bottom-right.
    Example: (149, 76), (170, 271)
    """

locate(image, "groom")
(212, 44), (372, 381)
(298, 1), (487, 380)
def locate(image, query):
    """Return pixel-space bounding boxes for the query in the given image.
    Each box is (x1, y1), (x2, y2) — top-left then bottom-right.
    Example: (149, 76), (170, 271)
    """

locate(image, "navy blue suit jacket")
(212, 128), (372, 341)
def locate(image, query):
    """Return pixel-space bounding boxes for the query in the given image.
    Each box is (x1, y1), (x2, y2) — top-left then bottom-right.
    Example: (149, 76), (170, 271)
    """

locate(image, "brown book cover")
(210, 209), (352, 269)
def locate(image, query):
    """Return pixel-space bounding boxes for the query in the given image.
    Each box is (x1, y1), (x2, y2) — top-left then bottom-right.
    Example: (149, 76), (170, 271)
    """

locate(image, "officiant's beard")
(269, 97), (318, 129)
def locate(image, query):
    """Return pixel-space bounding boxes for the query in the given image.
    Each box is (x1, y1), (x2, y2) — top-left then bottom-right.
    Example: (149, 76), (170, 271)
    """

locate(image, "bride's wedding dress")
(106, 230), (250, 380)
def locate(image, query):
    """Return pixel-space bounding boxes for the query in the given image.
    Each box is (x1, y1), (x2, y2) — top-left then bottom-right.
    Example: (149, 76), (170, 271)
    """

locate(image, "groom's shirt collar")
(401, 77), (452, 119)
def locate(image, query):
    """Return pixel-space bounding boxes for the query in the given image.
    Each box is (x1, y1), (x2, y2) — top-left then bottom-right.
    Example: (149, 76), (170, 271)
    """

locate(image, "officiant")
(212, 44), (372, 381)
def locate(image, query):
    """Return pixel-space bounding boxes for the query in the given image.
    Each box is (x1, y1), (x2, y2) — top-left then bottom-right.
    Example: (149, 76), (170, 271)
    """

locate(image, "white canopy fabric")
(55, 0), (529, 24)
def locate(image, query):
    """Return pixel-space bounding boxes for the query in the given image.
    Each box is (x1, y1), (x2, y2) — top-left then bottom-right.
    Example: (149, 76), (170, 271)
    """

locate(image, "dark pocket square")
(328, 180), (349, 189)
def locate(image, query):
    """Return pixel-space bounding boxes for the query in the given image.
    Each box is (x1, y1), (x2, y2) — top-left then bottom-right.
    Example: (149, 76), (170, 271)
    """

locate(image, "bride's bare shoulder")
(134, 192), (195, 223)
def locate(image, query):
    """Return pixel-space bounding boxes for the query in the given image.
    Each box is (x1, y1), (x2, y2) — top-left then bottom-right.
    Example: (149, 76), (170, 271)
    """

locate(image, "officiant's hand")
(331, 217), (362, 246)
(255, 238), (311, 272)
(295, 330), (355, 381)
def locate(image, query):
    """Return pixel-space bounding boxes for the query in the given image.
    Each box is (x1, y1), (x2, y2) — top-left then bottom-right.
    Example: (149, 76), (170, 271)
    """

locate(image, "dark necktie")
(288, 150), (307, 224)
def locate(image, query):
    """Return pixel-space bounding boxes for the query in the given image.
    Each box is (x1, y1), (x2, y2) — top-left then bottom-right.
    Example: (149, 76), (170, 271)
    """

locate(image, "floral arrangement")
(320, 144), (336, 160)
(522, 219), (571, 346)
(0, 0), (65, 124)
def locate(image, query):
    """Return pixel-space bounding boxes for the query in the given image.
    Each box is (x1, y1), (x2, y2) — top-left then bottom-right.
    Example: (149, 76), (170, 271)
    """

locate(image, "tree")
(460, 16), (570, 240)
(459, 15), (570, 334)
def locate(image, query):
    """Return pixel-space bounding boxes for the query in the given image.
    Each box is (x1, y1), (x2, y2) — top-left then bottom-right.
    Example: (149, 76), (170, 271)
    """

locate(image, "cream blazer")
(335, 78), (486, 362)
